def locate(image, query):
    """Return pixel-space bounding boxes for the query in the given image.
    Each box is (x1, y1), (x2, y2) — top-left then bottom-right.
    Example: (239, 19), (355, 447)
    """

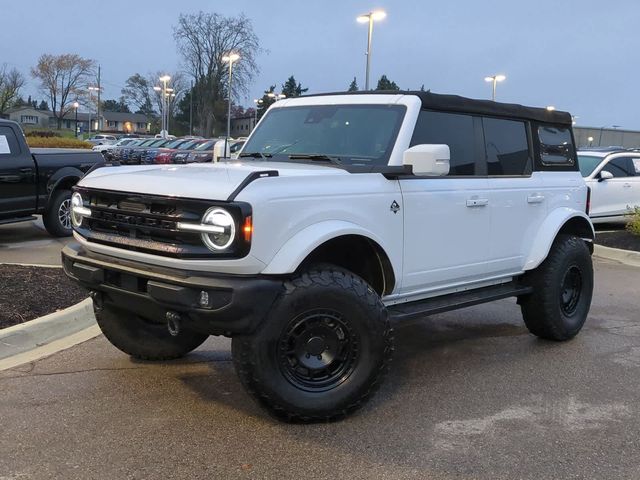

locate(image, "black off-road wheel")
(519, 235), (593, 341)
(43, 189), (73, 237)
(231, 266), (393, 423)
(95, 304), (209, 361)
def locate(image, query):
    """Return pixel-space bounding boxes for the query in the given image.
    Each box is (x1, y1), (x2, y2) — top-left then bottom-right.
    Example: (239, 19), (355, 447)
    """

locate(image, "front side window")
(242, 104), (406, 166)
(410, 110), (476, 175)
(538, 125), (575, 165)
(482, 117), (530, 175)
(602, 157), (635, 178)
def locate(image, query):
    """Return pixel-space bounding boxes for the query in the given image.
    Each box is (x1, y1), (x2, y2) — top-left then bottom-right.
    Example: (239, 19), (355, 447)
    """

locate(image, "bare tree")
(148, 71), (187, 120)
(0, 65), (26, 115)
(121, 73), (155, 116)
(174, 12), (261, 136)
(31, 53), (95, 129)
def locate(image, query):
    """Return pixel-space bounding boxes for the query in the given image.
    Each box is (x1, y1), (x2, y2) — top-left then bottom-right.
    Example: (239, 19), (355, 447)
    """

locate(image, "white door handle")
(466, 198), (489, 207)
(527, 194), (545, 204)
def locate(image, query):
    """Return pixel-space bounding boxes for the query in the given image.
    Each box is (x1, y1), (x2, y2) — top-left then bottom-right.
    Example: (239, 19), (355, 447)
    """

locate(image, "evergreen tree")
(281, 75), (308, 98)
(420, 84), (426, 92)
(348, 77), (359, 92)
(13, 96), (27, 107)
(375, 75), (400, 91)
(256, 85), (276, 120)
(37, 100), (49, 110)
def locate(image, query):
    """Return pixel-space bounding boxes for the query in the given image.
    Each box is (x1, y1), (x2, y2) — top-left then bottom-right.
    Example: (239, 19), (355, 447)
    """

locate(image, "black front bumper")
(62, 243), (283, 336)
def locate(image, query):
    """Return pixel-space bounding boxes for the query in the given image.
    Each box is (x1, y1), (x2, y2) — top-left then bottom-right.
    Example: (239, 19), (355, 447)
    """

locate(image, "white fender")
(524, 208), (594, 271)
(261, 220), (398, 278)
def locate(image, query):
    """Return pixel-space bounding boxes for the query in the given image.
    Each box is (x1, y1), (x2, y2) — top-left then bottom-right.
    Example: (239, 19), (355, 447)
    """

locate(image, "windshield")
(195, 140), (215, 150)
(242, 104), (406, 166)
(578, 155), (604, 177)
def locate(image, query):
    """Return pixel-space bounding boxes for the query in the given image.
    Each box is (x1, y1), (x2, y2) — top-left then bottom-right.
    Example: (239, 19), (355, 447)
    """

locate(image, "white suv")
(579, 148), (640, 223)
(62, 92), (594, 422)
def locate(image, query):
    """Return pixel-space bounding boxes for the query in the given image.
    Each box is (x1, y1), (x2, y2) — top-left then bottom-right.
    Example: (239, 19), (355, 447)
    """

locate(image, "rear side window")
(482, 118), (530, 175)
(0, 126), (22, 157)
(410, 110), (476, 175)
(538, 125), (575, 165)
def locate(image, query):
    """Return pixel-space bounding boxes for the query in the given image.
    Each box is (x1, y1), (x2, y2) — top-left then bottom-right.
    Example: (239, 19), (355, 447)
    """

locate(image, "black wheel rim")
(278, 309), (359, 392)
(560, 265), (583, 316)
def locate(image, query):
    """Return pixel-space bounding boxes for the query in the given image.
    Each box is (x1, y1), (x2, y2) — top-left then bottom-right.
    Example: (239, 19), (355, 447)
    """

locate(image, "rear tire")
(95, 304), (209, 361)
(43, 189), (73, 237)
(519, 235), (593, 341)
(232, 266), (393, 422)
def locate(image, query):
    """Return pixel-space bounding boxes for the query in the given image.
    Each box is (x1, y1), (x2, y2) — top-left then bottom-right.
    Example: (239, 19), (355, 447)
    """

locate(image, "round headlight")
(71, 192), (84, 227)
(201, 208), (235, 251)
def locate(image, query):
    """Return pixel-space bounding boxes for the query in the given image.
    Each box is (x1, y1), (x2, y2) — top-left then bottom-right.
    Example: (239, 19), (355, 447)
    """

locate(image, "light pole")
(587, 136), (594, 147)
(357, 10), (387, 91)
(223, 53), (240, 158)
(87, 86), (99, 135)
(484, 74), (506, 101)
(73, 102), (79, 138)
(158, 75), (171, 138)
(253, 98), (263, 130)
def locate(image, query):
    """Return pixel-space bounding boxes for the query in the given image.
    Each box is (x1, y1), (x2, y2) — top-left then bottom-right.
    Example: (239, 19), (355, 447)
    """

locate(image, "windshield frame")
(241, 103), (407, 168)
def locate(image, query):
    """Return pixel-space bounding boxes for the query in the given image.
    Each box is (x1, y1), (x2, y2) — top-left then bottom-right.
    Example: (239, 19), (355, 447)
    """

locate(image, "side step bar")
(0, 216), (36, 226)
(388, 282), (533, 321)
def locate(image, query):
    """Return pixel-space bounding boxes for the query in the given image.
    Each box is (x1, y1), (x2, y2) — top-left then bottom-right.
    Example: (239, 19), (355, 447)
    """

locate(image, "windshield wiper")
(288, 154), (342, 165)
(239, 152), (272, 159)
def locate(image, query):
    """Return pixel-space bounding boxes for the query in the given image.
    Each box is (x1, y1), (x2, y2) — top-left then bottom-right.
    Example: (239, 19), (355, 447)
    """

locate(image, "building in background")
(6, 106), (150, 134)
(574, 126), (640, 149)
(230, 115), (255, 137)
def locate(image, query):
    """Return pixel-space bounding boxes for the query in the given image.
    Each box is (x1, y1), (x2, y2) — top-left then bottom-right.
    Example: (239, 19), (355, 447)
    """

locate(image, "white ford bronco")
(62, 92), (594, 422)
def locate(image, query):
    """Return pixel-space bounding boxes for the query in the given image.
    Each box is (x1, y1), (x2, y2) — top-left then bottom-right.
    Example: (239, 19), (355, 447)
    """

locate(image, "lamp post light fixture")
(546, 105), (556, 112)
(73, 101), (79, 138)
(484, 74), (506, 101)
(587, 136), (594, 147)
(357, 9), (387, 91)
(156, 75), (171, 138)
(222, 53), (240, 158)
(267, 92), (286, 102)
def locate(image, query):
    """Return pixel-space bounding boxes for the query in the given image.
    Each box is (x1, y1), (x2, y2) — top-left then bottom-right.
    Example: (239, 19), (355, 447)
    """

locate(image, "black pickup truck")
(0, 119), (104, 236)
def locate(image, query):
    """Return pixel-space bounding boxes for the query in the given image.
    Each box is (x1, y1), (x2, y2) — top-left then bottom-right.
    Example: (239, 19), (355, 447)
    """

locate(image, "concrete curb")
(594, 244), (640, 268)
(0, 297), (100, 371)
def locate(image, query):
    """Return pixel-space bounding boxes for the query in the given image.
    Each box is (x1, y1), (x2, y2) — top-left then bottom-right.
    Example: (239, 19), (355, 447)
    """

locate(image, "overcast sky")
(3, 0), (638, 128)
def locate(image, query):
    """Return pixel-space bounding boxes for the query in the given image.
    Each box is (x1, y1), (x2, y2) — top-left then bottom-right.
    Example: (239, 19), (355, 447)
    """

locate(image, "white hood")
(78, 161), (349, 201)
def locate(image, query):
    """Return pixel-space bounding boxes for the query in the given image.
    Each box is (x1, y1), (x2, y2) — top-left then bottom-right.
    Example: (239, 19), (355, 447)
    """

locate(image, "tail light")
(586, 186), (591, 215)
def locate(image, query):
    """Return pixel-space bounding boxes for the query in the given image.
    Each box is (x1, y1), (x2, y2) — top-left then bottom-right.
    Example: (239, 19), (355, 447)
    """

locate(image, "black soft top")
(303, 91), (572, 126)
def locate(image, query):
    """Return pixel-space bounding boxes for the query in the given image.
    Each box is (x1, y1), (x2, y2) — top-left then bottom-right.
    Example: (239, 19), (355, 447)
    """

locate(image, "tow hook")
(166, 311), (181, 337)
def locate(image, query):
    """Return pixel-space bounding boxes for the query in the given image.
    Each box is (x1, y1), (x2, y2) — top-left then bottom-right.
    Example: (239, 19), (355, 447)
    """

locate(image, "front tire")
(232, 266), (393, 422)
(95, 304), (209, 361)
(43, 189), (73, 237)
(519, 235), (593, 341)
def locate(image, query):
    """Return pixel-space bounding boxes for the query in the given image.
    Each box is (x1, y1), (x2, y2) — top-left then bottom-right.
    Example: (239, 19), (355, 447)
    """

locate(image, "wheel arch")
(46, 167), (83, 202)
(260, 221), (397, 296)
(524, 209), (595, 271)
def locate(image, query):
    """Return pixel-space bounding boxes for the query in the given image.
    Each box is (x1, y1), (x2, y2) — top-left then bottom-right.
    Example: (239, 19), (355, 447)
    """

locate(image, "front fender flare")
(261, 220), (395, 277)
(524, 209), (594, 271)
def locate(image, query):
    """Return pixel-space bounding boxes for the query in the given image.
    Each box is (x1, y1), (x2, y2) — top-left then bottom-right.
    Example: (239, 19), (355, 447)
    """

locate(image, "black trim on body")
(226, 170), (279, 201)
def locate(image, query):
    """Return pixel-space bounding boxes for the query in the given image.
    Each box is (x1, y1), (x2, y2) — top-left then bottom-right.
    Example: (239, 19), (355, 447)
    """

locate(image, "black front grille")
(74, 188), (249, 258)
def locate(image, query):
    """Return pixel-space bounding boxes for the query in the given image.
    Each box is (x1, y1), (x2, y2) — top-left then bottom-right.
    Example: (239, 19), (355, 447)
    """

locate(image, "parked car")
(126, 139), (170, 165)
(144, 139), (202, 165)
(212, 138), (245, 161)
(92, 138), (139, 159)
(182, 139), (220, 163)
(579, 148), (640, 223)
(170, 139), (212, 163)
(86, 134), (117, 146)
(0, 120), (104, 236)
(63, 91), (594, 422)
(112, 138), (150, 163)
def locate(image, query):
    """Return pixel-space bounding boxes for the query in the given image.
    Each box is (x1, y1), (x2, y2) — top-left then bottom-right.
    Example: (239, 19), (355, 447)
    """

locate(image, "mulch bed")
(595, 230), (640, 253)
(0, 265), (88, 329)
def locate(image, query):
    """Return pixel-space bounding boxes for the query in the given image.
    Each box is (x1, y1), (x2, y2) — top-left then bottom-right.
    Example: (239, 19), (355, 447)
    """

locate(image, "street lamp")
(156, 75), (171, 138)
(484, 74), (506, 101)
(357, 10), (387, 90)
(222, 53), (240, 158)
(267, 92), (286, 101)
(546, 105), (556, 112)
(73, 101), (79, 138)
(87, 86), (100, 134)
(587, 136), (594, 147)
(253, 98), (264, 129)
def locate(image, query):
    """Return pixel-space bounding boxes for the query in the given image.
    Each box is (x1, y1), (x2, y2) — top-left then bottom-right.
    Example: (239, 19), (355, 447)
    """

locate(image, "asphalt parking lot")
(1, 256), (639, 479)
(0, 218), (73, 266)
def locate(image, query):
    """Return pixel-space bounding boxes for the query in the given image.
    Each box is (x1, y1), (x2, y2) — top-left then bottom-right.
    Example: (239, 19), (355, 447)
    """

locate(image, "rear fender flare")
(524, 209), (594, 271)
